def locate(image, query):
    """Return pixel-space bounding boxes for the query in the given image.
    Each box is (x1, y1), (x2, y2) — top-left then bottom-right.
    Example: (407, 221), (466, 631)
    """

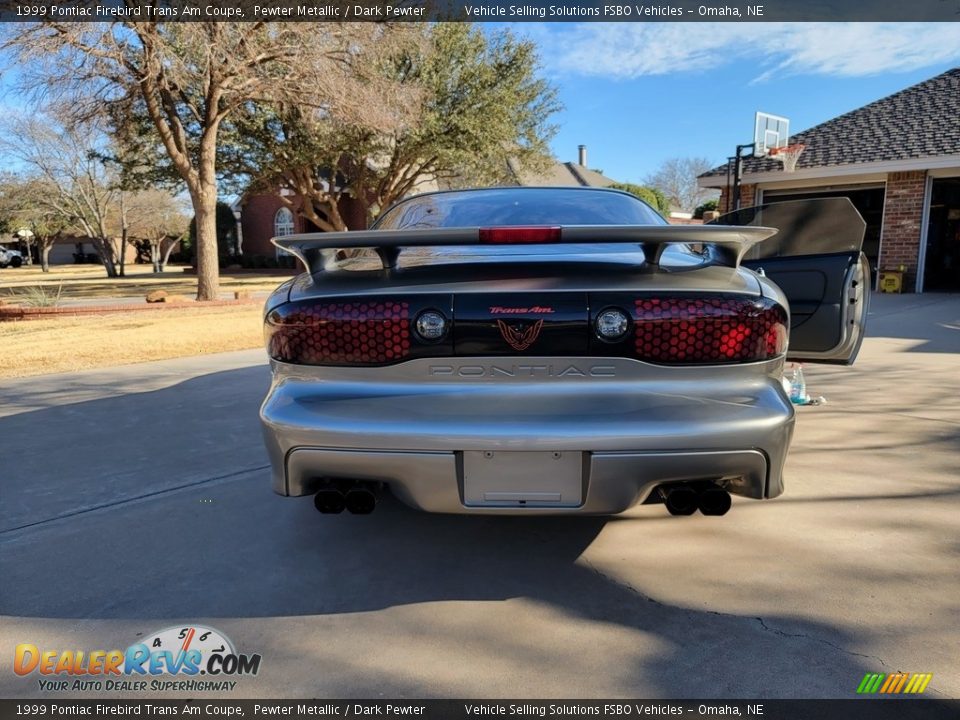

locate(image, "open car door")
(711, 198), (870, 365)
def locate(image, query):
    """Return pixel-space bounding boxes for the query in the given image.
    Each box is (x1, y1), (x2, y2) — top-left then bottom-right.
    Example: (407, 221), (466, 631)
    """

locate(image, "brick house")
(698, 68), (960, 292)
(237, 189), (370, 260)
(236, 146), (622, 258)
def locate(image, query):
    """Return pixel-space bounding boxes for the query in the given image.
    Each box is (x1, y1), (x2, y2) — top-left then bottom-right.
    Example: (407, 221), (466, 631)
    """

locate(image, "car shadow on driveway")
(1, 488), (899, 697)
(0, 364), (950, 698)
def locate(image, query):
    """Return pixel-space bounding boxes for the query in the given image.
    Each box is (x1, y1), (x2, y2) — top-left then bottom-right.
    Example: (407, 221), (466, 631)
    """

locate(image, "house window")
(274, 207), (295, 257)
(274, 207), (295, 236)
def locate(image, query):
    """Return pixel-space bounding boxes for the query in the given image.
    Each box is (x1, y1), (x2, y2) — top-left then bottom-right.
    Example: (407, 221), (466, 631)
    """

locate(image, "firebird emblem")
(497, 319), (544, 351)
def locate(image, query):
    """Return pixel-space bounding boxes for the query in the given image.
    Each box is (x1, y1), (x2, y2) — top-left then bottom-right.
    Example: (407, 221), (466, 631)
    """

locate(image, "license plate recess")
(463, 451), (583, 507)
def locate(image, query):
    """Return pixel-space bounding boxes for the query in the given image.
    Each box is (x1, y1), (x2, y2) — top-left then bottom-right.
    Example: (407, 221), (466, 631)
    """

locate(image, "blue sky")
(516, 22), (960, 182)
(2, 22), (960, 187)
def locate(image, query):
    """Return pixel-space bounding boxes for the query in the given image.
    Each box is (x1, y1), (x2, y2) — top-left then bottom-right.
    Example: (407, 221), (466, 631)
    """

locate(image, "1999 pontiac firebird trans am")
(260, 187), (869, 517)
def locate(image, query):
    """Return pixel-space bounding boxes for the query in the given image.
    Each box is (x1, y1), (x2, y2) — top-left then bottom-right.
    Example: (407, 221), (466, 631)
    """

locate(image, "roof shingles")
(701, 67), (960, 178)
(506, 157), (617, 187)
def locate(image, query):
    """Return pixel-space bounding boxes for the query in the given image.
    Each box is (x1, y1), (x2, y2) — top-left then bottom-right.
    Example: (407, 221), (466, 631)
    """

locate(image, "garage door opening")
(923, 178), (960, 292)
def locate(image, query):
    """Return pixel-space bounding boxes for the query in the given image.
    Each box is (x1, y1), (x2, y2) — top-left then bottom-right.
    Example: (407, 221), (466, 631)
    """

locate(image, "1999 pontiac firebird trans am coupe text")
(259, 187), (869, 517)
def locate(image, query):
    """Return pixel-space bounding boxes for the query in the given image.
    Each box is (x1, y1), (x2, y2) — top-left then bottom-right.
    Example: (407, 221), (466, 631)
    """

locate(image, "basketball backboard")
(754, 112), (790, 156)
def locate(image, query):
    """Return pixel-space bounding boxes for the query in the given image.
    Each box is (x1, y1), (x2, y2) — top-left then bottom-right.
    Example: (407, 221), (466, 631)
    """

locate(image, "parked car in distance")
(0, 246), (24, 268)
(260, 188), (869, 517)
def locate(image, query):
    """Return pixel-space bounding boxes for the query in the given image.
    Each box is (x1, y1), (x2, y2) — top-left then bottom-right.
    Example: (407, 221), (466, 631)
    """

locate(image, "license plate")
(463, 451), (583, 507)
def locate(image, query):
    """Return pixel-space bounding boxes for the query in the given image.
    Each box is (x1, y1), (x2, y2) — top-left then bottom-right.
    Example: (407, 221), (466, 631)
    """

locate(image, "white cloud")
(539, 23), (960, 81)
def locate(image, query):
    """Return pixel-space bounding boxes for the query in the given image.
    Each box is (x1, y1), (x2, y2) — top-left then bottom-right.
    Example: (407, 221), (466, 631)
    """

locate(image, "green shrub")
(607, 183), (670, 216)
(694, 200), (719, 219)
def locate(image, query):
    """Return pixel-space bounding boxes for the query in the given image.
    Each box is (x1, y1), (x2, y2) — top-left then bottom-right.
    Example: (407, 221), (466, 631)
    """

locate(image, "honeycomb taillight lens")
(631, 296), (787, 364)
(265, 300), (412, 365)
(266, 293), (786, 366)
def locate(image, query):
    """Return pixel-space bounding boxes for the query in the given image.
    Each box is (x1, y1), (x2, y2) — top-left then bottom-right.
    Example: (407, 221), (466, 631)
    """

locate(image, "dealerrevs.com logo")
(14, 625), (261, 692)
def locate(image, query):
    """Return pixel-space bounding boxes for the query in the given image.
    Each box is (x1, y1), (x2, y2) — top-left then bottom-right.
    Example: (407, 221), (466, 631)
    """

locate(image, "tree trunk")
(150, 241), (161, 273)
(300, 194), (348, 233)
(41, 242), (52, 273)
(160, 238), (178, 273)
(118, 235), (127, 277)
(93, 238), (119, 278)
(193, 185), (220, 301)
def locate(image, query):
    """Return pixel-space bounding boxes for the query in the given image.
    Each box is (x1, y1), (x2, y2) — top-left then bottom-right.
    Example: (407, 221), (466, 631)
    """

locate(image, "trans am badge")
(497, 319), (544, 351)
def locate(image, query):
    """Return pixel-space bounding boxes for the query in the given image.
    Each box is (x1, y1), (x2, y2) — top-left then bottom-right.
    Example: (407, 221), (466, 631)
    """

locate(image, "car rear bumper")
(260, 357), (795, 515)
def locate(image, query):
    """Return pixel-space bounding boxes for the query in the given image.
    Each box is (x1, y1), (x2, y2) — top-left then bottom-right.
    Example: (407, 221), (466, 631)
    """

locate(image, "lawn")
(0, 305), (265, 378)
(0, 263), (294, 301)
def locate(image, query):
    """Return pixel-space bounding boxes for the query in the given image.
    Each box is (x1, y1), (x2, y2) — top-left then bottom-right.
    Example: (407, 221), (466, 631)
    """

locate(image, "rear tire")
(10, 257), (22, 268)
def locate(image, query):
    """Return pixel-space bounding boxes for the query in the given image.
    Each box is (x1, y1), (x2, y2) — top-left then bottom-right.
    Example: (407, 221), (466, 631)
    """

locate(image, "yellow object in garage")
(879, 271), (903, 293)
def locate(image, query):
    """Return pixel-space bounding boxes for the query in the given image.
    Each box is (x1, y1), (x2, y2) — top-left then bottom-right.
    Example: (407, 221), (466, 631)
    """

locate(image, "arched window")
(274, 207), (295, 237)
(274, 207), (295, 257)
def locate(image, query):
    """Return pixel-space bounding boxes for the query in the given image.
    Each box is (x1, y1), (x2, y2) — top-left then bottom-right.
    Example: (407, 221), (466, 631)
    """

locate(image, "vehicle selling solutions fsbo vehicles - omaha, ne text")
(259, 187), (869, 517)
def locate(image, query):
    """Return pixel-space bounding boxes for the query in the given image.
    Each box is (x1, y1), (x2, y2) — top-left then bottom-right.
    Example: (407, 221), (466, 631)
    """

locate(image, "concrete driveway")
(1, 293), (957, 699)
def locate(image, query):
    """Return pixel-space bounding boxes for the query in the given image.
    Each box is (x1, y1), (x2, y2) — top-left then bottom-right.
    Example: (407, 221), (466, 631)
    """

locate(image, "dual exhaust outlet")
(315, 480), (730, 516)
(314, 480), (382, 515)
(659, 485), (732, 516)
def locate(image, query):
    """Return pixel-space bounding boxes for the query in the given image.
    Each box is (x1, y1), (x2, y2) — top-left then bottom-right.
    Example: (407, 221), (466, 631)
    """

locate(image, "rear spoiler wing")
(271, 224), (777, 273)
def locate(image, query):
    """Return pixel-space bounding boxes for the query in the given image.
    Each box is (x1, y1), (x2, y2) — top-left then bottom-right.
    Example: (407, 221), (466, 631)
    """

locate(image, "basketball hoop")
(768, 143), (805, 173)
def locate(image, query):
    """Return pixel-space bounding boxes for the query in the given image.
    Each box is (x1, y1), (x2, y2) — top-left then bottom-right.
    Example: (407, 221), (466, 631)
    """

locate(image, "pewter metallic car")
(260, 188), (868, 516)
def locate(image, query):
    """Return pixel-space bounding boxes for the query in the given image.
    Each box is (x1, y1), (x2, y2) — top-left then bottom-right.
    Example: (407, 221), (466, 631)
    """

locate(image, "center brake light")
(479, 226), (562, 244)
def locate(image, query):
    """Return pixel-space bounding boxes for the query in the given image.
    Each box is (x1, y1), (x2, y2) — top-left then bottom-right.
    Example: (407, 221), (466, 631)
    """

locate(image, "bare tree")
(4, 22), (420, 299)
(0, 176), (71, 272)
(123, 190), (190, 272)
(645, 157), (719, 213)
(28, 218), (68, 273)
(22, 206), (71, 274)
(0, 116), (125, 276)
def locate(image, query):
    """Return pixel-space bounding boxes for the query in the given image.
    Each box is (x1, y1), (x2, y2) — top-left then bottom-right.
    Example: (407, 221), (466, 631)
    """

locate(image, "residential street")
(1, 293), (957, 699)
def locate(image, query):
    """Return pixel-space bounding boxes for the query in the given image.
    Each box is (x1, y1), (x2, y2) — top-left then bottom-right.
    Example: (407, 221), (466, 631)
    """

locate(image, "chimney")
(578, 145), (587, 167)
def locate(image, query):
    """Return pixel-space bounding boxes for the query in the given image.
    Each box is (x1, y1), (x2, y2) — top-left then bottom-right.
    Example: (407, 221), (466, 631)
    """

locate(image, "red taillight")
(479, 226), (562, 244)
(266, 301), (410, 365)
(632, 297), (786, 364)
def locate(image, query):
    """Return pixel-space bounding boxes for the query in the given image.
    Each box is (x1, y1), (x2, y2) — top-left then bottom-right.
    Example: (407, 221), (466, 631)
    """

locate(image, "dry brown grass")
(1, 264), (293, 301)
(0, 305), (264, 378)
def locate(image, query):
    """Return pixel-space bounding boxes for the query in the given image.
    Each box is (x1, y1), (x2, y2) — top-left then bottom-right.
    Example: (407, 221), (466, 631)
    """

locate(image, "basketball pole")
(732, 142), (755, 211)
(725, 157), (734, 210)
